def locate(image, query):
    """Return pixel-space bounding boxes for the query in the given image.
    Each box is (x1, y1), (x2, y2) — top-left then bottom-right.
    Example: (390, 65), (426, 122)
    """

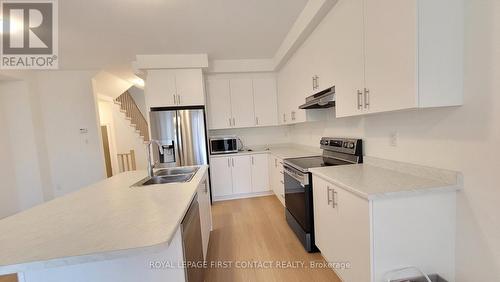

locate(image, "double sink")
(132, 167), (199, 187)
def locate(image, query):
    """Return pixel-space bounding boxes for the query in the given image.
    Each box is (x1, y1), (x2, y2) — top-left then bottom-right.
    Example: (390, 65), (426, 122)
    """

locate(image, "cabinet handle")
(177, 95), (181, 105)
(232, 158), (234, 167)
(327, 186), (333, 206)
(312, 76), (315, 90)
(333, 190), (338, 208)
(315, 75), (319, 90)
(173, 94), (177, 105)
(274, 158), (277, 167)
(228, 118), (232, 127)
(357, 90), (363, 110)
(255, 117), (259, 125)
(251, 156), (254, 165)
(364, 88), (370, 109)
(232, 117), (236, 126)
(283, 113), (286, 123)
(227, 158), (230, 168)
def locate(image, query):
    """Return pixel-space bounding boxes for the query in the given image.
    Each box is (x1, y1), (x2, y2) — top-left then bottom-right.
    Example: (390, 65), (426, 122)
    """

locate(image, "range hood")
(299, 86), (335, 109)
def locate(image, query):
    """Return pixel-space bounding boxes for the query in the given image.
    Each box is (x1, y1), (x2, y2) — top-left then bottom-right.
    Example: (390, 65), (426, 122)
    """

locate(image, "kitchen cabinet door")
(231, 155), (253, 195)
(333, 0), (366, 118)
(332, 182), (371, 282)
(197, 178), (212, 260)
(207, 79), (232, 129)
(312, 176), (340, 265)
(250, 154), (270, 193)
(252, 78), (278, 127)
(145, 69), (177, 108)
(274, 157), (285, 205)
(314, 175), (370, 282)
(210, 157), (233, 197)
(363, 0), (417, 114)
(229, 79), (255, 128)
(175, 69), (205, 106)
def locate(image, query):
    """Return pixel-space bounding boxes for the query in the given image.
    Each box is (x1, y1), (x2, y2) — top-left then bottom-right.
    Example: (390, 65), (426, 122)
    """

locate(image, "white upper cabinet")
(145, 70), (177, 108)
(229, 79), (255, 128)
(363, 0), (418, 114)
(145, 69), (204, 109)
(331, 0), (366, 117)
(206, 75), (279, 130)
(174, 69), (205, 106)
(206, 79), (232, 129)
(334, 0), (463, 117)
(277, 0), (463, 119)
(252, 78), (278, 127)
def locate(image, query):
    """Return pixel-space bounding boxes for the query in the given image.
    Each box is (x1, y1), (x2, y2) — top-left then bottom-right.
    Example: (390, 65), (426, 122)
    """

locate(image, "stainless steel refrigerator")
(149, 107), (208, 168)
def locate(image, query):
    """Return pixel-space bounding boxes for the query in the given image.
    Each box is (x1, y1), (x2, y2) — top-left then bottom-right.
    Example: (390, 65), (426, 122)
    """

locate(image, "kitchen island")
(0, 166), (210, 282)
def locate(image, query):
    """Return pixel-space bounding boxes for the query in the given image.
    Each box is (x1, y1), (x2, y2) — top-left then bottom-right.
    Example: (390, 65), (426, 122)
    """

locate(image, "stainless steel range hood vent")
(299, 86), (335, 109)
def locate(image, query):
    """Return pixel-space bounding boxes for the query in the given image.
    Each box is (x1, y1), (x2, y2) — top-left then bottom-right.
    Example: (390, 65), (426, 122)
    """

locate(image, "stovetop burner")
(284, 156), (352, 172)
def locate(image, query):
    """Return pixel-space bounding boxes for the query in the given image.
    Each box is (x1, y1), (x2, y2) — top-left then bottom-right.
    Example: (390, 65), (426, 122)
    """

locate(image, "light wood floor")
(205, 196), (341, 282)
(0, 274), (17, 282)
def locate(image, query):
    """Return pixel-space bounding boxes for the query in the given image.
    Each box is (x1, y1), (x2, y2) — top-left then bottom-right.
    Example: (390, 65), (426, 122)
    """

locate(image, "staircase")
(114, 91), (149, 142)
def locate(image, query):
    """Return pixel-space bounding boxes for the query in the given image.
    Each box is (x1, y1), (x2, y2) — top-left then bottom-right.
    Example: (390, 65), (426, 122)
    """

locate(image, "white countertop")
(0, 166), (208, 273)
(209, 144), (321, 159)
(310, 157), (462, 200)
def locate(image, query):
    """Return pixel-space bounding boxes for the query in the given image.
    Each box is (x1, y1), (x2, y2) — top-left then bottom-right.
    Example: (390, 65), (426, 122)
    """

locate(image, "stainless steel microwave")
(209, 136), (239, 155)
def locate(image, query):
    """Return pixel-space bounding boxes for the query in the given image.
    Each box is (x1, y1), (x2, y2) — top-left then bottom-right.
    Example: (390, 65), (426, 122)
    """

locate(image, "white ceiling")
(58, 0), (308, 70)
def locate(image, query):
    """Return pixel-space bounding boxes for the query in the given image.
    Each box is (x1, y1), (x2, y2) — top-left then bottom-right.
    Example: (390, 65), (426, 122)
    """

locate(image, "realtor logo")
(1, 0), (58, 69)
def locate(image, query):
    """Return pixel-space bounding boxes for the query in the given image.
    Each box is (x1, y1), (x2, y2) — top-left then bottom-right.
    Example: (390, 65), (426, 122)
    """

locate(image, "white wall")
(128, 86), (147, 118)
(0, 89), (20, 218)
(279, 0), (500, 280)
(0, 80), (46, 218)
(34, 71), (105, 197)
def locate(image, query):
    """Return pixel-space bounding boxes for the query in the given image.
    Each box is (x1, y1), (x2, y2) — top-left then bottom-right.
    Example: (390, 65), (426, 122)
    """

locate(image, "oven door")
(284, 165), (312, 233)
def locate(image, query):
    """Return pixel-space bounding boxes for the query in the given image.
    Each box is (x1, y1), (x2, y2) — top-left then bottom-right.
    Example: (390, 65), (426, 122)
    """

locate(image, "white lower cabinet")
(210, 157), (233, 197)
(210, 153), (271, 201)
(313, 176), (370, 282)
(268, 154), (285, 206)
(251, 154), (270, 193)
(197, 175), (212, 260)
(231, 155), (253, 195)
(312, 175), (457, 282)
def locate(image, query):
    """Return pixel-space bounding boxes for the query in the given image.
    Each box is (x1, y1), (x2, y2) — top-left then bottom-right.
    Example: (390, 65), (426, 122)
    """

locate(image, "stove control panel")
(320, 138), (362, 156)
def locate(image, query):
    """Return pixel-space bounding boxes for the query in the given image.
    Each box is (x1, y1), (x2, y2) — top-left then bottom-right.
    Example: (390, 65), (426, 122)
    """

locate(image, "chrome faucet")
(146, 140), (164, 178)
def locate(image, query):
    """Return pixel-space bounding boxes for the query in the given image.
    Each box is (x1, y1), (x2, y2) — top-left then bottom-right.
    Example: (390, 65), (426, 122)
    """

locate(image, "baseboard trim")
(213, 191), (274, 202)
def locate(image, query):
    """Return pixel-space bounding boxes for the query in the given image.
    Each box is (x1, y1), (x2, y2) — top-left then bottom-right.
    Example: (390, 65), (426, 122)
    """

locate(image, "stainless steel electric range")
(283, 137), (363, 252)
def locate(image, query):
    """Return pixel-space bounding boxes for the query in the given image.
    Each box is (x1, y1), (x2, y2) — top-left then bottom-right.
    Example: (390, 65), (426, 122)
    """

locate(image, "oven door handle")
(284, 166), (307, 187)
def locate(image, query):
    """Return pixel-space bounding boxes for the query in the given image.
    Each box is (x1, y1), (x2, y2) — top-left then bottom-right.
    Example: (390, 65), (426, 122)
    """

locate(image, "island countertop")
(0, 166), (208, 273)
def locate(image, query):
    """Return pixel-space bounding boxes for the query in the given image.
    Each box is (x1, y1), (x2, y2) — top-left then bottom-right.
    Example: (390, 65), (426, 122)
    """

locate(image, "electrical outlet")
(390, 131), (399, 147)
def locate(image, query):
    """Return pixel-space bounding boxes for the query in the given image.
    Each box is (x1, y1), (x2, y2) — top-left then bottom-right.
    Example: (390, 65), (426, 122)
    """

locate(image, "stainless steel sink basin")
(155, 167), (199, 176)
(131, 167), (199, 187)
(133, 174), (195, 187)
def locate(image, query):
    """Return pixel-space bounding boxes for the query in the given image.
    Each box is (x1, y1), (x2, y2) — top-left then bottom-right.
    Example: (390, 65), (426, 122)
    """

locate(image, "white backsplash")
(209, 125), (291, 148)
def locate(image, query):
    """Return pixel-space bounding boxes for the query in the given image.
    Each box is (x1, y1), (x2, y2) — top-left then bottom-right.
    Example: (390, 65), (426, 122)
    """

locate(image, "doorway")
(101, 125), (113, 178)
